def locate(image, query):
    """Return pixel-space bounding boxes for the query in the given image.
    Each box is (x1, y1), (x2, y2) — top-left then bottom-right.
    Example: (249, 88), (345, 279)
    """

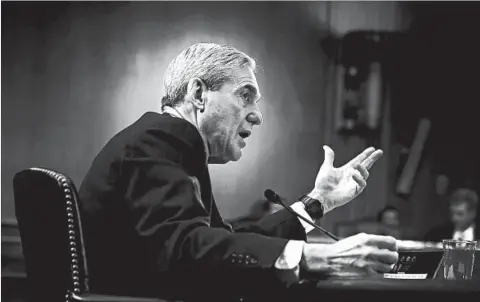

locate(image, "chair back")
(14, 168), (89, 302)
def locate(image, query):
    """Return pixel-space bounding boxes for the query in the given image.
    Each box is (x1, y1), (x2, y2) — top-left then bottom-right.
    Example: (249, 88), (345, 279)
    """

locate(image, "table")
(240, 240), (480, 302)
(283, 278), (480, 301)
(281, 245), (480, 301)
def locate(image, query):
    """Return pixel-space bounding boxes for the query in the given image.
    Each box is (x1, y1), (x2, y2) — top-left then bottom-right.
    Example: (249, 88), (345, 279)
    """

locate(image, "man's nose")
(246, 105), (263, 126)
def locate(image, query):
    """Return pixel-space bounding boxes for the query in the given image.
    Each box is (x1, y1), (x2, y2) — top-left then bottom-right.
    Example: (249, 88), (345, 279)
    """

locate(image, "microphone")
(264, 189), (340, 241)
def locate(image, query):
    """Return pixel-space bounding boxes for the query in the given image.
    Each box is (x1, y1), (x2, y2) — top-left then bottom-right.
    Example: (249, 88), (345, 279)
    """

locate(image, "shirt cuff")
(274, 240), (305, 283)
(290, 201), (315, 233)
(274, 240), (305, 270)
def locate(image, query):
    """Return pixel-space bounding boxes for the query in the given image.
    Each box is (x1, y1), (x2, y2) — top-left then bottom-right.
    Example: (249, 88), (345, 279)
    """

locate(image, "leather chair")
(13, 168), (165, 302)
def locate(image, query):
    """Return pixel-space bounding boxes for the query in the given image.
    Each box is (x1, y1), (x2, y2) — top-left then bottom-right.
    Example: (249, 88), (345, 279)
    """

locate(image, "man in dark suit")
(425, 188), (479, 242)
(79, 43), (398, 301)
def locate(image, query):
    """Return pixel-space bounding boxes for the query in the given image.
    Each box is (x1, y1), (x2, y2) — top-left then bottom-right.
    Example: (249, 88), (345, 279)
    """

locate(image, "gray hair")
(161, 43), (256, 108)
(450, 188), (478, 210)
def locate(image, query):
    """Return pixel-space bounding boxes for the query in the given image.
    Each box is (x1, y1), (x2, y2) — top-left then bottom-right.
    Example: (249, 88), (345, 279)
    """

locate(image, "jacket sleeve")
(118, 140), (290, 291)
(210, 201), (307, 241)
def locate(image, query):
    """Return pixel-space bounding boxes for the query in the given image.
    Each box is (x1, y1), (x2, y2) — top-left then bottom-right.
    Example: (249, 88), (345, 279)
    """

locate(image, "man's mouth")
(238, 130), (252, 139)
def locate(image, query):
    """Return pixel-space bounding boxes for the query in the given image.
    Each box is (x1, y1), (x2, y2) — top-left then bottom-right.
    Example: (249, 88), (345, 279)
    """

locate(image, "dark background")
(2, 1), (480, 301)
(2, 0), (479, 240)
(398, 2), (480, 189)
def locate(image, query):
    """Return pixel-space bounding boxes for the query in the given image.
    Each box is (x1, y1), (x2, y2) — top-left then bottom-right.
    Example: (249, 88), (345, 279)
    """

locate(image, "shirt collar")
(162, 106), (210, 162)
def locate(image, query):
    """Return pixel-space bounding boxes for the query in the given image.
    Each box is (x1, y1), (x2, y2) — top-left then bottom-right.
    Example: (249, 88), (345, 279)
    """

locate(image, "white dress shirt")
(273, 202), (315, 280)
(453, 224), (475, 241)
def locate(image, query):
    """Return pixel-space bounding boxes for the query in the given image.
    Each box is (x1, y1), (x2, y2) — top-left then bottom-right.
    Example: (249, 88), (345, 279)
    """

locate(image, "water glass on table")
(442, 239), (477, 280)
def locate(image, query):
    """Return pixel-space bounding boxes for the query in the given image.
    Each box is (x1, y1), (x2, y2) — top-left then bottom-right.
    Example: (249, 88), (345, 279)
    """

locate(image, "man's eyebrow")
(235, 84), (259, 96)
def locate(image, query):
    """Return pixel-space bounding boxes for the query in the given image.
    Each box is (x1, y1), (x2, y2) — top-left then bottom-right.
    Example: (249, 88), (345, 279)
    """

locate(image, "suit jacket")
(79, 112), (306, 301)
(424, 223), (479, 242)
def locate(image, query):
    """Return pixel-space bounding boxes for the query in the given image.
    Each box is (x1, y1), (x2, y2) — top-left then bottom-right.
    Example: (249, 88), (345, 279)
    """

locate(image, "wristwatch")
(299, 194), (325, 220)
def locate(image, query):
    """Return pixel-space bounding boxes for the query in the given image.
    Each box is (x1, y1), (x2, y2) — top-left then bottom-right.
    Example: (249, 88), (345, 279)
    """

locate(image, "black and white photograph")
(2, 1), (480, 302)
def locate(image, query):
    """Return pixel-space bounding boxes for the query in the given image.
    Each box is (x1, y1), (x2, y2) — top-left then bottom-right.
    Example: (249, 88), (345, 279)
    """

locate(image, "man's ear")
(186, 78), (207, 113)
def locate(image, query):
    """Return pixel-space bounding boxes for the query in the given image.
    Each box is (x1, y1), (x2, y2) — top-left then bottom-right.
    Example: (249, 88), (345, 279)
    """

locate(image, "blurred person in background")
(424, 188), (479, 242)
(377, 205), (401, 228)
(375, 205), (403, 238)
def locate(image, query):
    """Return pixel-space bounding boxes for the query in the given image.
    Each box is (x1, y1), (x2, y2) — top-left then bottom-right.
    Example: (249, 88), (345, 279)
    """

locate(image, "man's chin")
(208, 154), (240, 164)
(207, 147), (242, 164)
(208, 157), (230, 164)
(231, 148), (243, 161)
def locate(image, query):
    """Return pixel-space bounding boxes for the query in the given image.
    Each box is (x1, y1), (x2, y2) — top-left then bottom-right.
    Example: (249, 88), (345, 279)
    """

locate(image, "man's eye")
(242, 92), (250, 100)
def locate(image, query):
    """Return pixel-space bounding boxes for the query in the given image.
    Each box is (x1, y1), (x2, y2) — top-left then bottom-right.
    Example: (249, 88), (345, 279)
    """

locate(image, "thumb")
(322, 145), (335, 167)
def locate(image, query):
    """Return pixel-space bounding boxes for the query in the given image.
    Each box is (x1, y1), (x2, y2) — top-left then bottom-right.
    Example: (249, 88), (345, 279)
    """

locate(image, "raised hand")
(311, 145), (383, 211)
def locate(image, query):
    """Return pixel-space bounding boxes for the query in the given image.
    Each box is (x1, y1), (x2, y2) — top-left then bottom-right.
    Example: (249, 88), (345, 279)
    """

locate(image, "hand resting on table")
(301, 233), (399, 277)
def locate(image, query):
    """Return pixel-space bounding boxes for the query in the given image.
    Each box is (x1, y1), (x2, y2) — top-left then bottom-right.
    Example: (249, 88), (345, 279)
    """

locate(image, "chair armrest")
(72, 293), (168, 302)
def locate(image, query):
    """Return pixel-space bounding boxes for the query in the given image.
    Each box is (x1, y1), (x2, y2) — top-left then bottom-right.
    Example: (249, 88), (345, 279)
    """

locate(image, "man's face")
(449, 202), (476, 230)
(200, 67), (263, 163)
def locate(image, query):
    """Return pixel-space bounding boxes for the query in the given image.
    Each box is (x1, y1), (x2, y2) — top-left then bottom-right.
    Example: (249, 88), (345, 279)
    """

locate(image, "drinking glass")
(442, 239), (476, 280)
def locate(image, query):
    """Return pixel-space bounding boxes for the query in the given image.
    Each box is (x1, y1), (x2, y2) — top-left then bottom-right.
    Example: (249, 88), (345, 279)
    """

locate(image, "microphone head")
(264, 189), (280, 203)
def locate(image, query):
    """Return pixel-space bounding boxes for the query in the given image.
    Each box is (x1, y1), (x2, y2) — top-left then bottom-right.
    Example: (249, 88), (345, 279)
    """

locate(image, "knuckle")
(356, 260), (368, 270)
(365, 245), (376, 255)
(362, 246), (376, 260)
(362, 234), (373, 244)
(386, 236), (396, 242)
(387, 237), (398, 249)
